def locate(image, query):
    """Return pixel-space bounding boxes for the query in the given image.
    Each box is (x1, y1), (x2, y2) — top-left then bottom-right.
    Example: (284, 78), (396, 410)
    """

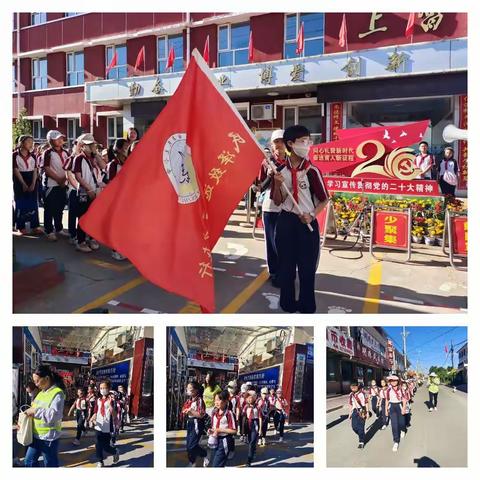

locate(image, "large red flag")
(80, 49), (265, 312)
(296, 22), (304, 55)
(203, 35), (210, 64)
(248, 30), (254, 63)
(166, 46), (175, 70)
(339, 14), (348, 48)
(405, 13), (415, 38)
(105, 51), (118, 77)
(134, 45), (145, 73)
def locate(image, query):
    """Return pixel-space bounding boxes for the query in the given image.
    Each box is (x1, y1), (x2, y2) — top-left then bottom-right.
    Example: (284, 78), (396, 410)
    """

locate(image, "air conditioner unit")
(251, 104), (273, 121)
(116, 334), (126, 347)
(265, 339), (277, 353)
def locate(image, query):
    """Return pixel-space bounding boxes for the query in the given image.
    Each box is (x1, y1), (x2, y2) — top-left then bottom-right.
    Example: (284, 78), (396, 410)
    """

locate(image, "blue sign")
(306, 343), (314, 364)
(238, 366), (280, 389)
(91, 360), (131, 389)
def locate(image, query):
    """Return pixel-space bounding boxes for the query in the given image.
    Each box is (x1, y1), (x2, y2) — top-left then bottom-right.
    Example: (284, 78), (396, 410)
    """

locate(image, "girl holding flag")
(271, 125), (329, 313)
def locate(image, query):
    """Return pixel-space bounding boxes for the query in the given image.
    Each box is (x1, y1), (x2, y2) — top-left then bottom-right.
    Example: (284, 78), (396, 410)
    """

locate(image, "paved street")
(166, 422), (313, 467)
(14, 203), (467, 313)
(14, 418), (153, 468)
(326, 385), (467, 467)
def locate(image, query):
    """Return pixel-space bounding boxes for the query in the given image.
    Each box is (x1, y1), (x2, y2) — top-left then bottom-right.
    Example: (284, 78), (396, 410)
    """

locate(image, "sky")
(382, 326), (468, 373)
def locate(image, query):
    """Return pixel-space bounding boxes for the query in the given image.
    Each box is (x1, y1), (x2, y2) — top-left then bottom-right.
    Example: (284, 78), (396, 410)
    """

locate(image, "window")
(12, 64), (16, 92)
(157, 35), (184, 73)
(218, 22), (250, 67)
(284, 104), (323, 144)
(32, 58), (48, 90)
(31, 120), (46, 142)
(107, 117), (123, 145)
(67, 118), (83, 147)
(65, 13), (81, 17)
(284, 13), (324, 59)
(106, 45), (127, 80)
(31, 13), (47, 25)
(66, 51), (84, 86)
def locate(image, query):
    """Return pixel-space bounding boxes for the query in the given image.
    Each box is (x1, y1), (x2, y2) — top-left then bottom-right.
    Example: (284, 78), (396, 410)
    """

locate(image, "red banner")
(452, 216), (468, 255)
(458, 95), (468, 190)
(372, 210), (409, 249)
(330, 102), (343, 141)
(324, 176), (440, 197)
(310, 120), (430, 178)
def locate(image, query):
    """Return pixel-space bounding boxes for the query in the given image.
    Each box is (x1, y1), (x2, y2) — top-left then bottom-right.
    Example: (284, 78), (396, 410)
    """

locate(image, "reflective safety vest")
(32, 386), (65, 436)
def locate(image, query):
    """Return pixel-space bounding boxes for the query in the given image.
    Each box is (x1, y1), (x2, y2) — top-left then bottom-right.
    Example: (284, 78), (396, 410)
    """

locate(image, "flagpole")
(264, 155), (314, 232)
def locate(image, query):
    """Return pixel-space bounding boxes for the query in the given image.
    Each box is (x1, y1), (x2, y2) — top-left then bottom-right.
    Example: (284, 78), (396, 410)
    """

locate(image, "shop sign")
(290, 64), (304, 82)
(341, 56), (360, 78)
(238, 365), (280, 388)
(187, 357), (236, 371)
(355, 341), (389, 369)
(91, 359), (131, 389)
(326, 327), (354, 356)
(293, 353), (306, 402)
(330, 102), (343, 141)
(359, 328), (383, 355)
(386, 340), (395, 368)
(372, 210), (409, 249)
(458, 95), (468, 189)
(386, 48), (408, 73)
(306, 343), (314, 363)
(324, 176), (440, 197)
(41, 353), (90, 365)
(259, 65), (273, 85)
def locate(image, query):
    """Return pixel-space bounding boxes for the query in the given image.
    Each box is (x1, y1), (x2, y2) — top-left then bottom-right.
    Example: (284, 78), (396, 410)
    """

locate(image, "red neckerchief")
(54, 148), (68, 168)
(350, 392), (364, 408)
(100, 395), (109, 417)
(273, 152), (286, 166)
(18, 149), (33, 170)
(214, 408), (226, 429)
(287, 158), (307, 202)
(244, 404), (257, 426)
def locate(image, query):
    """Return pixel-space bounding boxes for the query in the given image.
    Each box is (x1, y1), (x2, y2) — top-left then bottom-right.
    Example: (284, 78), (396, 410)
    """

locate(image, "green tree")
(12, 108), (32, 148)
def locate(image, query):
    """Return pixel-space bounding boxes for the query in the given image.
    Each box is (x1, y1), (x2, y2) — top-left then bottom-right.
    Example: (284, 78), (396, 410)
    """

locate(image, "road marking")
(179, 301), (202, 314)
(362, 254), (383, 313)
(107, 300), (161, 314)
(221, 268), (270, 313)
(262, 292), (280, 310)
(86, 258), (133, 272)
(72, 277), (146, 313)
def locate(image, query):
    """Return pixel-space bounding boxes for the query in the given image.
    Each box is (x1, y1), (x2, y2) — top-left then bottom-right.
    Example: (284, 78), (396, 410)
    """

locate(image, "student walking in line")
(379, 378), (389, 430)
(273, 387), (289, 443)
(348, 380), (369, 449)
(368, 380), (380, 417)
(243, 390), (261, 466)
(256, 387), (270, 446)
(68, 387), (88, 445)
(386, 375), (407, 452)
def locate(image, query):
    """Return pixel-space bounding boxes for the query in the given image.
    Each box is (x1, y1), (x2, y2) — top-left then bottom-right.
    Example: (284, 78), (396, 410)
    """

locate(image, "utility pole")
(401, 327), (409, 371)
(451, 339), (455, 369)
(416, 349), (421, 375)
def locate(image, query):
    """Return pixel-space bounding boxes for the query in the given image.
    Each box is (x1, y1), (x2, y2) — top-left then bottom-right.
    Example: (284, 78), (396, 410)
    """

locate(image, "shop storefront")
(326, 326), (355, 395)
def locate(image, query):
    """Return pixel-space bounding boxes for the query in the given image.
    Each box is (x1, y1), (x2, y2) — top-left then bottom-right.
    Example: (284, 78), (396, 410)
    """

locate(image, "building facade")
(327, 326), (408, 395)
(456, 342), (468, 385)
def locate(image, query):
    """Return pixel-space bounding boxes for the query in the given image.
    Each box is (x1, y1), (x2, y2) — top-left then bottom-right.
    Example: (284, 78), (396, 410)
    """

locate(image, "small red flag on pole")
(203, 35), (210, 65)
(134, 45), (145, 74)
(405, 13), (415, 39)
(166, 46), (175, 71)
(105, 50), (118, 77)
(339, 14), (348, 50)
(248, 30), (254, 63)
(296, 22), (304, 55)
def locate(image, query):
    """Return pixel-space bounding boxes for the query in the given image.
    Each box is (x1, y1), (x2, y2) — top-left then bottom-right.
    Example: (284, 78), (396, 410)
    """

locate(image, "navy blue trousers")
(351, 409), (365, 443)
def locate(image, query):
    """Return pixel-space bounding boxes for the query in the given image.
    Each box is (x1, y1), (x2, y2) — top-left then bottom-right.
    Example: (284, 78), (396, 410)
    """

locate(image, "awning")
(39, 327), (109, 351)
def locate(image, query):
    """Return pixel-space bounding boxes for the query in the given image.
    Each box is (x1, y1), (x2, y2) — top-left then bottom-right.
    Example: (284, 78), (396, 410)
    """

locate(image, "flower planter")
(436, 237), (444, 248)
(412, 235), (424, 244)
(425, 236), (437, 246)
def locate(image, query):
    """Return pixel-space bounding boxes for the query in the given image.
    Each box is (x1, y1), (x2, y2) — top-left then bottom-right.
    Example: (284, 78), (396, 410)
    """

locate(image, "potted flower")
(425, 226), (437, 246)
(411, 226), (425, 243)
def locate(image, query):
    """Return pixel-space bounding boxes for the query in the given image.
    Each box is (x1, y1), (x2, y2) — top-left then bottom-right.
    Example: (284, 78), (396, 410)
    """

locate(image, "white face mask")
(186, 389), (193, 397)
(291, 141), (310, 158)
(100, 388), (109, 396)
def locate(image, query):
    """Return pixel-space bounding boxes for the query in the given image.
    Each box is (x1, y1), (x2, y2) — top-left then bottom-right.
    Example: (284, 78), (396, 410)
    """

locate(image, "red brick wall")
(251, 13), (284, 62)
(127, 35), (157, 76)
(190, 24), (217, 67)
(84, 45), (106, 82)
(47, 52), (65, 88)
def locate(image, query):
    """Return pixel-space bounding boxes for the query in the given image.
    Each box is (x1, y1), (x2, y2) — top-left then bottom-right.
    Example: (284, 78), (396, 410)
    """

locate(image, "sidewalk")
(326, 394), (350, 413)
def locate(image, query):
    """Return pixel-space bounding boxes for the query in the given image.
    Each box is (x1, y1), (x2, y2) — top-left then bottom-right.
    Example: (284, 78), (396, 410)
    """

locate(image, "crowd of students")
(347, 373), (442, 453)
(12, 127), (139, 258)
(13, 365), (131, 468)
(181, 373), (290, 467)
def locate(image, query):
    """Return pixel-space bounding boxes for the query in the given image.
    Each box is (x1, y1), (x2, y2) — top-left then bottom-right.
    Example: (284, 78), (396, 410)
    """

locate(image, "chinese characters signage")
(458, 95), (467, 189)
(359, 328), (384, 356)
(324, 176), (440, 197)
(354, 341), (390, 369)
(452, 216), (467, 256)
(387, 340), (395, 368)
(91, 360), (131, 389)
(330, 103), (343, 141)
(326, 327), (354, 356)
(238, 365), (280, 388)
(372, 210), (409, 249)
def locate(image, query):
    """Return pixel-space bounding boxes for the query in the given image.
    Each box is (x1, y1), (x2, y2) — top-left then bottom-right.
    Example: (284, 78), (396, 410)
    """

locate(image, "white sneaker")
(203, 457), (210, 467)
(88, 239), (100, 251)
(113, 449), (119, 464)
(258, 439), (262, 446)
(392, 443), (399, 452)
(429, 408), (433, 412)
(262, 437), (266, 446)
(111, 251), (126, 261)
(57, 229), (70, 237)
(434, 407), (437, 411)
(189, 462), (197, 467)
(278, 437), (284, 443)
(76, 242), (92, 253)
(46, 232), (57, 242)
(381, 425), (387, 430)
(401, 431), (406, 438)
(72, 439), (80, 446)
(96, 462), (104, 467)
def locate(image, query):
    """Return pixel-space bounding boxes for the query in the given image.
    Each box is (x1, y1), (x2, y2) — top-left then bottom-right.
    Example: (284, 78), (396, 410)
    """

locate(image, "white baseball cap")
(240, 384), (248, 393)
(429, 372), (438, 377)
(271, 129), (284, 143)
(227, 380), (236, 389)
(77, 133), (96, 145)
(261, 387), (268, 394)
(46, 130), (66, 141)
